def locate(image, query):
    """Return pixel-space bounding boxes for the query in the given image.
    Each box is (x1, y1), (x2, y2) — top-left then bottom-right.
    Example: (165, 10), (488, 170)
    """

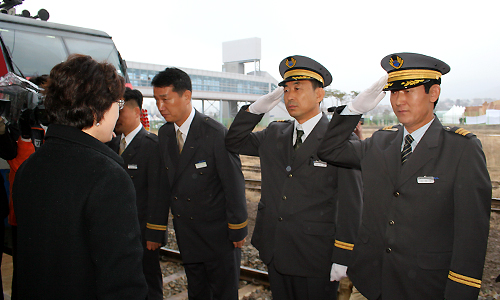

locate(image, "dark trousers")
(267, 260), (338, 300)
(183, 248), (241, 300)
(0, 220), (4, 300)
(142, 239), (163, 300)
(11, 225), (17, 300)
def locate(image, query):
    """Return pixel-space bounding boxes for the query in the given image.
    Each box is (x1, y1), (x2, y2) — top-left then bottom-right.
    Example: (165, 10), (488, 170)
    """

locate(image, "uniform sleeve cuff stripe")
(146, 223), (167, 231)
(228, 220), (248, 230)
(334, 240), (354, 251)
(448, 271), (481, 289)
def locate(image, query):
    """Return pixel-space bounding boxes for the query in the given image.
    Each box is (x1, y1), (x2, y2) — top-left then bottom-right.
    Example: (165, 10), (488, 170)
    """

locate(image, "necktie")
(176, 129), (184, 154)
(119, 137), (126, 155)
(401, 134), (414, 164)
(294, 129), (304, 150)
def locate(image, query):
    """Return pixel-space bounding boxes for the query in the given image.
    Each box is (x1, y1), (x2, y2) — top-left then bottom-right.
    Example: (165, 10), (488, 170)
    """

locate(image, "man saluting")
(226, 55), (363, 300)
(318, 52), (491, 300)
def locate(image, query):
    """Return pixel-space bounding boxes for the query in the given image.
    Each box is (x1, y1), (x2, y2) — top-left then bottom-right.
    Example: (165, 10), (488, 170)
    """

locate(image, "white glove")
(330, 263), (348, 281)
(347, 74), (388, 114)
(248, 86), (284, 114)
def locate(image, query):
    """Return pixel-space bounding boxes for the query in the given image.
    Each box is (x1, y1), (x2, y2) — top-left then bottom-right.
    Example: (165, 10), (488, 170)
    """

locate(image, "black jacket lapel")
(121, 127), (146, 163)
(278, 121), (294, 168)
(175, 111), (201, 183)
(159, 123), (178, 188)
(382, 128), (403, 188)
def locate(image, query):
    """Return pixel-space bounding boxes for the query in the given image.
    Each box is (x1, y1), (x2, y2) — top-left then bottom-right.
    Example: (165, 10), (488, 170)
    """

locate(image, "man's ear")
(430, 84), (441, 104)
(182, 90), (192, 102)
(316, 87), (325, 104)
(134, 106), (142, 118)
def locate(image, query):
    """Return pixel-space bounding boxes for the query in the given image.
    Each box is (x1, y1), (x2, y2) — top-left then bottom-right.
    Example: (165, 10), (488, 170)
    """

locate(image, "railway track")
(492, 198), (500, 212)
(245, 178), (261, 190)
(159, 247), (269, 299)
(241, 165), (261, 172)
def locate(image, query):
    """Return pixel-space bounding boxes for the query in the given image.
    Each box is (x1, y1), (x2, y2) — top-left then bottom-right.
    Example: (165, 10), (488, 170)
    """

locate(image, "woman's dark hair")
(44, 54), (125, 129)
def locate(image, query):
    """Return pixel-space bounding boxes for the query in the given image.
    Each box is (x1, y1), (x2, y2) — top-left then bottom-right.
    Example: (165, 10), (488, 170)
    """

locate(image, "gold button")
(288, 174), (292, 178)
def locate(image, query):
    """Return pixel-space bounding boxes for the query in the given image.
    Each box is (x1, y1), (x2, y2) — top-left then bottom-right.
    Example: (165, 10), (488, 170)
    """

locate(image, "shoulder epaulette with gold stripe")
(444, 126), (475, 138)
(146, 223), (167, 231)
(448, 270), (481, 289)
(274, 119), (292, 123)
(228, 219), (248, 230)
(380, 125), (399, 132)
(334, 240), (354, 251)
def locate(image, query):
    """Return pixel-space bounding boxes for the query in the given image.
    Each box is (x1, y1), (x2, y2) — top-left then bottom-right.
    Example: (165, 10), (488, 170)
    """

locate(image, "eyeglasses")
(117, 99), (125, 110)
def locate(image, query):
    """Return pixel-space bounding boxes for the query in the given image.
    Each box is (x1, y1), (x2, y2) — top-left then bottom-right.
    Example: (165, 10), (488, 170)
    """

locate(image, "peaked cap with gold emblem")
(381, 52), (450, 91)
(278, 55), (332, 87)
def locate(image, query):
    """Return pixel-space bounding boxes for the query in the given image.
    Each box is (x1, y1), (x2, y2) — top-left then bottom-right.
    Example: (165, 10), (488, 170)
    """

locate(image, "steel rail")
(159, 247), (270, 287)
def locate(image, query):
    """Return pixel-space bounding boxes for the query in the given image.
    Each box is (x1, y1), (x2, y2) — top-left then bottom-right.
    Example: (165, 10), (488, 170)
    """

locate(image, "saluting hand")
(248, 86), (284, 114)
(347, 74), (388, 114)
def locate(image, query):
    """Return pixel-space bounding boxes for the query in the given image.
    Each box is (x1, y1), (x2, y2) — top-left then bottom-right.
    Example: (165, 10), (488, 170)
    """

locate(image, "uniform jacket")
(317, 108), (491, 300)
(157, 110), (247, 264)
(12, 124), (147, 300)
(108, 127), (165, 243)
(225, 105), (363, 278)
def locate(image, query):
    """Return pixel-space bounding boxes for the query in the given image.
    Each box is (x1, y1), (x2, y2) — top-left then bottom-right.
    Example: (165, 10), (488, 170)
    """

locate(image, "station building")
(126, 38), (289, 126)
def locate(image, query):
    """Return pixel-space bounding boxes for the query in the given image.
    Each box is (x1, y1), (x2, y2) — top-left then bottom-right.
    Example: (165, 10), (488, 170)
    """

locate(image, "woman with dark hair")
(12, 54), (148, 299)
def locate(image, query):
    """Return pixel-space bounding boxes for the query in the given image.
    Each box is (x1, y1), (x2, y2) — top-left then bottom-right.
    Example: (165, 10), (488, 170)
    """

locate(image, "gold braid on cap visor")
(283, 69), (324, 85)
(388, 69), (442, 82)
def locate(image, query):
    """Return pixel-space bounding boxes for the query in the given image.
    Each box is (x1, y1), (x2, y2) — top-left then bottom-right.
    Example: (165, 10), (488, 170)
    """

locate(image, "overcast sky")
(19, 0), (500, 105)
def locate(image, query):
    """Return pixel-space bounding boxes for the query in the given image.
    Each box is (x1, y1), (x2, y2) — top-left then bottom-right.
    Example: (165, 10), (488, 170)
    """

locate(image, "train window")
(65, 38), (123, 77)
(1, 29), (67, 78)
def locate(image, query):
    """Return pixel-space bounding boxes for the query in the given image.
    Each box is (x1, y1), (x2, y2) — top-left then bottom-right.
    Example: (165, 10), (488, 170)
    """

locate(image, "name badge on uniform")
(128, 164), (138, 170)
(313, 160), (327, 168)
(195, 161), (207, 169)
(417, 176), (435, 184)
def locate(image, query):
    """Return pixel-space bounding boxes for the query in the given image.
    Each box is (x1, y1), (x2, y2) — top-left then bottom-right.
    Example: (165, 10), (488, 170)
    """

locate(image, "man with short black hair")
(108, 87), (164, 300)
(152, 67), (248, 300)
